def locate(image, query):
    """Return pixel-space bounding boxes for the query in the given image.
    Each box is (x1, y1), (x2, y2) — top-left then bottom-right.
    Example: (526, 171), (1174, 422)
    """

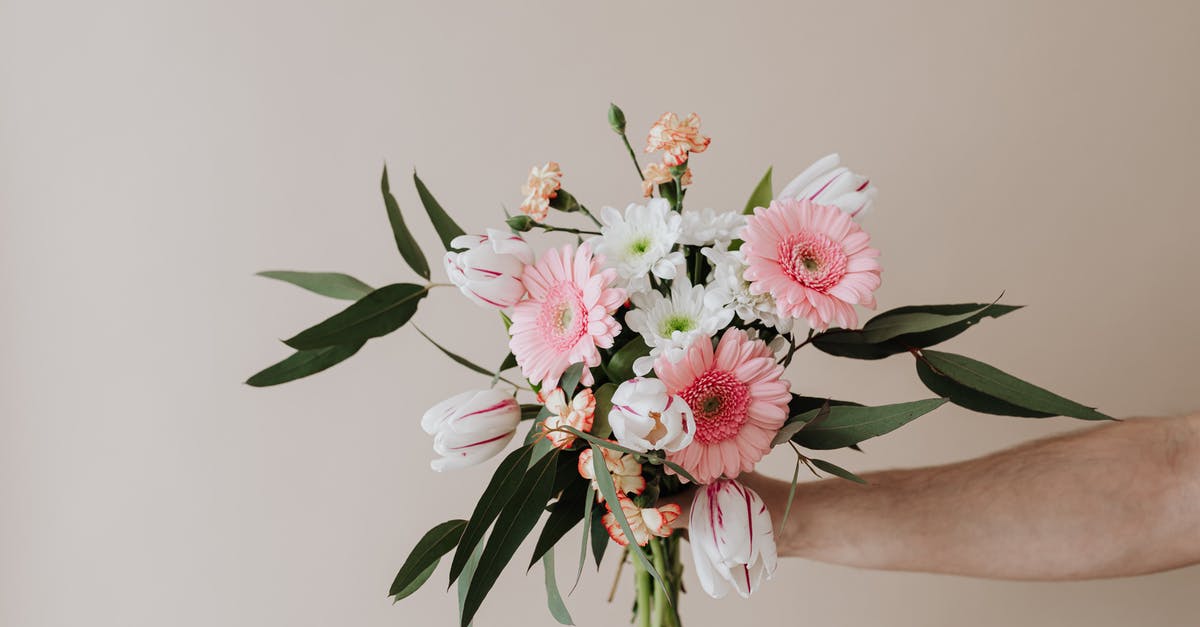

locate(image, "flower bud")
(607, 103), (627, 134)
(777, 153), (878, 218)
(505, 214), (535, 232)
(608, 377), (695, 453)
(689, 479), (778, 598)
(420, 389), (522, 471)
(443, 228), (533, 309)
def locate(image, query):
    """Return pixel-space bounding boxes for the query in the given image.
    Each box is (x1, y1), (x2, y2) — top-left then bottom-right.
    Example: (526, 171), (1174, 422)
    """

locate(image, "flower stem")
(621, 133), (645, 181)
(633, 551), (652, 627)
(649, 539), (670, 626)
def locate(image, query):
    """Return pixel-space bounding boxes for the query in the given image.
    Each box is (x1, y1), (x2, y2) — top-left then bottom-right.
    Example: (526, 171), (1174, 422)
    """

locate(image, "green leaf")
(447, 445), (535, 586)
(574, 485), (596, 589)
(743, 166), (773, 214)
(603, 337), (650, 382)
(812, 302), (1023, 360)
(559, 362), (586, 396)
(589, 504), (608, 569)
(413, 171), (466, 251)
(787, 394), (862, 416)
(861, 300), (999, 344)
(810, 458), (868, 484)
(541, 549), (574, 625)
(391, 561), (437, 602)
(389, 519), (467, 599)
(529, 485), (588, 569)
(774, 399), (834, 446)
(780, 454), (802, 532)
(415, 327), (493, 378)
(256, 270), (374, 300)
(381, 165), (431, 280)
(461, 450), (560, 627)
(915, 358), (1053, 417)
(283, 283), (428, 350)
(590, 383), (617, 439)
(790, 398), (949, 450)
(245, 341), (366, 387)
(587, 442), (669, 598)
(920, 350), (1111, 421)
(492, 352), (519, 386)
(456, 540), (484, 626)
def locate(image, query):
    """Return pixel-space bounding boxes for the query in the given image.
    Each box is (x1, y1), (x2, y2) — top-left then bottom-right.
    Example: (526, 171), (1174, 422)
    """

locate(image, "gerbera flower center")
(777, 230), (848, 293)
(536, 281), (589, 351)
(679, 369), (750, 444)
(659, 314), (695, 335)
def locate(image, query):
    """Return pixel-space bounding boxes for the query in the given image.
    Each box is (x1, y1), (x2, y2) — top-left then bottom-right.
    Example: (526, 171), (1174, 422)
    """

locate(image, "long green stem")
(633, 553), (652, 627)
(621, 133), (645, 181)
(649, 539), (670, 626)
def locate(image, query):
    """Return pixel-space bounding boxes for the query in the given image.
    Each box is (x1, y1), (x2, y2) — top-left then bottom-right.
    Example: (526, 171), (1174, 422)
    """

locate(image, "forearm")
(744, 414), (1200, 580)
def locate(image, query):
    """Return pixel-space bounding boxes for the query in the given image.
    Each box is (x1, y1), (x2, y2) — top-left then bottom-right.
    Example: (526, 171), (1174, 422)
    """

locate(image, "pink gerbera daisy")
(509, 244), (626, 390)
(741, 198), (882, 330)
(655, 328), (791, 484)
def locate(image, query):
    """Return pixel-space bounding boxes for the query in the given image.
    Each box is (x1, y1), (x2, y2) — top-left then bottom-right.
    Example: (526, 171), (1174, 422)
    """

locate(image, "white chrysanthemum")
(678, 208), (747, 246)
(702, 242), (797, 334)
(624, 278), (734, 376)
(589, 199), (685, 295)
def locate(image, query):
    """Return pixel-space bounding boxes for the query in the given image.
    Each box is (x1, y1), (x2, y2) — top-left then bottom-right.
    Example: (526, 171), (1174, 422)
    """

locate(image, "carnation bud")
(669, 164), (690, 179)
(607, 103), (627, 134)
(506, 214), (535, 232)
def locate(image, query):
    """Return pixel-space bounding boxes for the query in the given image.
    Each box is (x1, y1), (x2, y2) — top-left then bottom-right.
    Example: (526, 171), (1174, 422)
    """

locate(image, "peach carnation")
(645, 112), (710, 167)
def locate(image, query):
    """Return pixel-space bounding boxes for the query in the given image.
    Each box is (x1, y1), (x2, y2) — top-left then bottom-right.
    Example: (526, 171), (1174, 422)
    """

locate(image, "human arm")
(729, 414), (1200, 580)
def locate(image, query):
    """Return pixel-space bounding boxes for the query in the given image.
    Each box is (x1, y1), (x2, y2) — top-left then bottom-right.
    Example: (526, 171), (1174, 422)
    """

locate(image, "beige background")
(3, 1), (1199, 625)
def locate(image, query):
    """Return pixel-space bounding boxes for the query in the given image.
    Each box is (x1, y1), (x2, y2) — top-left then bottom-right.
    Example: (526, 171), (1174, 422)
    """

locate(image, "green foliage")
(919, 350), (1111, 421)
(245, 341), (366, 387)
(743, 166), (773, 214)
(812, 302), (1023, 359)
(542, 550), (574, 625)
(413, 171), (466, 251)
(575, 485), (597, 586)
(590, 383), (617, 439)
(389, 519), (467, 600)
(603, 337), (650, 382)
(381, 166), (431, 279)
(587, 442), (670, 599)
(415, 327), (493, 378)
(447, 445), (536, 585)
(529, 482), (588, 568)
(460, 450), (560, 627)
(283, 283), (427, 350)
(255, 270), (374, 300)
(788, 398), (949, 450)
(810, 458), (868, 484)
(915, 359), (1053, 417)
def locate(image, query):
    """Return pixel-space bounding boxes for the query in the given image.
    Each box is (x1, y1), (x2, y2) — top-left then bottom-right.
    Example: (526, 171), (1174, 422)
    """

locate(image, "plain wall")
(3, 1), (1199, 625)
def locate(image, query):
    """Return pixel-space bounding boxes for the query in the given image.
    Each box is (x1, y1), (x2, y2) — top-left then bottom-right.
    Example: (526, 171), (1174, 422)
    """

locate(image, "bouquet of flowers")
(249, 105), (1109, 626)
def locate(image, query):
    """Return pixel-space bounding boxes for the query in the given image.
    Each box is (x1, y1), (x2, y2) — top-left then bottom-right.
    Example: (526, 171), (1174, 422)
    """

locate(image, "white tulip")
(777, 153), (877, 218)
(443, 228), (534, 309)
(689, 479), (778, 599)
(420, 389), (521, 471)
(608, 377), (695, 453)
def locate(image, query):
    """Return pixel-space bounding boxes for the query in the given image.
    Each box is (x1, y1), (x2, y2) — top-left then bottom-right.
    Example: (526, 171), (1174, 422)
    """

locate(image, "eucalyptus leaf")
(604, 338), (650, 382)
(920, 350), (1111, 421)
(256, 270), (374, 300)
(574, 485), (596, 589)
(591, 383), (617, 439)
(413, 171), (466, 251)
(461, 450), (560, 627)
(915, 358), (1053, 417)
(542, 549), (575, 625)
(381, 165), (431, 279)
(283, 283), (428, 350)
(589, 505), (609, 569)
(447, 445), (535, 586)
(529, 484), (587, 568)
(559, 362), (586, 396)
(415, 327), (493, 377)
(810, 329), (902, 360)
(810, 458), (868, 484)
(861, 301), (997, 344)
(790, 398), (948, 450)
(587, 443), (670, 599)
(245, 341), (366, 387)
(743, 166), (773, 214)
(456, 540), (484, 626)
(389, 519), (466, 599)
